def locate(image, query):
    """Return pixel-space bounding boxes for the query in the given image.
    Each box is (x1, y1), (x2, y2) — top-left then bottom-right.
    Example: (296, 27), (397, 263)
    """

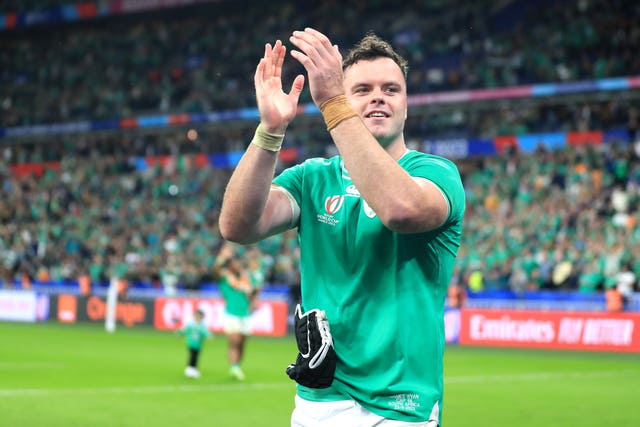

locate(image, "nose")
(370, 90), (386, 104)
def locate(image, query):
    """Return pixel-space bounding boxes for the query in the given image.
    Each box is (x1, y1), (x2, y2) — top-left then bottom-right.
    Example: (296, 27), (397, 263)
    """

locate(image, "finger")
(268, 40), (280, 78)
(288, 74), (305, 105)
(264, 42), (272, 60)
(254, 58), (265, 91)
(301, 28), (335, 57)
(289, 31), (319, 57)
(263, 42), (274, 80)
(254, 43), (270, 87)
(333, 44), (342, 60)
(290, 30), (333, 64)
(289, 48), (316, 74)
(273, 41), (285, 80)
(303, 27), (332, 46)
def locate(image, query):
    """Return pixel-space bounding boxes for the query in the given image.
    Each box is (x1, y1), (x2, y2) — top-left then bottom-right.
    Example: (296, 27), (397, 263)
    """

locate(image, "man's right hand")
(289, 28), (345, 107)
(254, 40), (305, 135)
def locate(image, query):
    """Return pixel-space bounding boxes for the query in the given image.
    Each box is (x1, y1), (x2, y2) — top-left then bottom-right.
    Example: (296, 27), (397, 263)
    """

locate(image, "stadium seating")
(1, 0), (638, 303)
(1, 0), (639, 127)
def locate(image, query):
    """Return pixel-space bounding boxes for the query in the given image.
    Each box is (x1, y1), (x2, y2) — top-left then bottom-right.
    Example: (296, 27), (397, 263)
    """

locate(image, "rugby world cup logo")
(325, 195), (344, 214)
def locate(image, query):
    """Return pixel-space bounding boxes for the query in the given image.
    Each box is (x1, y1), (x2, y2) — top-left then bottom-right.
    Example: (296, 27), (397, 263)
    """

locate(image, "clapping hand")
(254, 40), (305, 134)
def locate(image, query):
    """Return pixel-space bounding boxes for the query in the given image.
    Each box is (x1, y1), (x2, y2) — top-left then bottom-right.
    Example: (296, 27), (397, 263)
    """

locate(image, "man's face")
(343, 57), (408, 148)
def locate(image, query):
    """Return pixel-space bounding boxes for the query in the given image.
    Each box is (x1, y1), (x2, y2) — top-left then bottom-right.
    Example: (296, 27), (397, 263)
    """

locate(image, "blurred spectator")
(1, 0), (639, 127)
(2, 119), (640, 293)
(1, 0), (640, 296)
(615, 262), (637, 303)
(447, 281), (467, 308)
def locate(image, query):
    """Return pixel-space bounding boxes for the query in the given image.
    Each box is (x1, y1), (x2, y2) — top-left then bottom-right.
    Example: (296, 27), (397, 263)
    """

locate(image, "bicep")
(412, 177), (449, 231)
(254, 185), (299, 239)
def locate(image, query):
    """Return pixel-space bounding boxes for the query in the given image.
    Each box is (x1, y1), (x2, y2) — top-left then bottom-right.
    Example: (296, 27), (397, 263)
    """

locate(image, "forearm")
(219, 144), (279, 243)
(329, 118), (430, 231)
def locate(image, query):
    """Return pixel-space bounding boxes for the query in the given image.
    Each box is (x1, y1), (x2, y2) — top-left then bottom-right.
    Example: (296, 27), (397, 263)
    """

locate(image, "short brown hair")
(342, 32), (409, 80)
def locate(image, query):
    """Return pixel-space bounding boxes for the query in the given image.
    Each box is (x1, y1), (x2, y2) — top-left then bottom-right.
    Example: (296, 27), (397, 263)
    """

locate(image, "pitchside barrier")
(1, 286), (639, 352)
(445, 307), (640, 352)
(0, 285), (290, 337)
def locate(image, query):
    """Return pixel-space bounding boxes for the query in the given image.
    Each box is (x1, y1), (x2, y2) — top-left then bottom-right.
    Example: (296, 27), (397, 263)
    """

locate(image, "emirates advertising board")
(451, 308), (640, 352)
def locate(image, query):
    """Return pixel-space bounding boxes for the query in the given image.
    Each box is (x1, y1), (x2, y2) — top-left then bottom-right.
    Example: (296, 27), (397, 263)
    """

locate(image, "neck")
(386, 138), (408, 161)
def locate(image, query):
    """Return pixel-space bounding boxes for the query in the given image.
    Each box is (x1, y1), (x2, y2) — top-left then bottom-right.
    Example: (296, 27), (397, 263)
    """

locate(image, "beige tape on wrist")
(319, 95), (358, 131)
(251, 124), (285, 152)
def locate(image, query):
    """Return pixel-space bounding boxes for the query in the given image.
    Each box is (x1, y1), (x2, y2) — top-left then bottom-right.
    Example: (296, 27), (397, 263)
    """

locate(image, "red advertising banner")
(459, 308), (640, 352)
(154, 297), (288, 337)
(83, 295), (151, 326)
(57, 294), (77, 323)
(53, 294), (154, 327)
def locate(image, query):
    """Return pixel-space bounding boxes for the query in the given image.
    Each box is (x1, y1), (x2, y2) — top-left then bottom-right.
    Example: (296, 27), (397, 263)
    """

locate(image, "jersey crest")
(324, 195), (344, 214)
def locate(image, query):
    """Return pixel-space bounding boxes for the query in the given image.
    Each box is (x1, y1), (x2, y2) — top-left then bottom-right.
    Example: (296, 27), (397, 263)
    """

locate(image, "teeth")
(369, 113), (386, 117)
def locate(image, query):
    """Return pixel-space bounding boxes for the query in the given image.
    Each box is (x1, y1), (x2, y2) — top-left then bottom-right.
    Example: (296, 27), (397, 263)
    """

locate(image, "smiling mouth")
(365, 112), (389, 118)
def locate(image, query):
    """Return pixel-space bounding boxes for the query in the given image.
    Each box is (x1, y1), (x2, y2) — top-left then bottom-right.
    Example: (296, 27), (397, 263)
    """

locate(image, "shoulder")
(401, 151), (463, 188)
(274, 156), (341, 188)
(404, 151), (466, 218)
(299, 156), (341, 171)
(401, 150), (460, 173)
(286, 156), (341, 171)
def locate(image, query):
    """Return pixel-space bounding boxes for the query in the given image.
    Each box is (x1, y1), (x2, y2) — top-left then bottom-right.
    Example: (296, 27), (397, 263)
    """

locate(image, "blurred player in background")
(246, 247), (266, 312)
(177, 309), (211, 379)
(219, 28), (465, 426)
(214, 243), (263, 381)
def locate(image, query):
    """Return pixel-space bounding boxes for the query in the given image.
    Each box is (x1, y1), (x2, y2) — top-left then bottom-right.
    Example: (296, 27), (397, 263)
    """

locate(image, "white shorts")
(223, 312), (251, 335)
(291, 395), (438, 427)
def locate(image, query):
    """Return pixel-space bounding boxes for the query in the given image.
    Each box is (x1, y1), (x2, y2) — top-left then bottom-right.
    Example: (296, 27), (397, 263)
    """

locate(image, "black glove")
(286, 304), (337, 388)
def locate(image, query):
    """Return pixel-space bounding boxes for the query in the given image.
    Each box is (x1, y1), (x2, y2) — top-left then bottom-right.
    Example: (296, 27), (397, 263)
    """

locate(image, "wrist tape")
(251, 124), (285, 152)
(319, 95), (358, 131)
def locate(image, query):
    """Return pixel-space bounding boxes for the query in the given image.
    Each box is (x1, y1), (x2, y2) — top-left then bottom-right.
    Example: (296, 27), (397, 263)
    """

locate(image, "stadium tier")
(2, 5), (640, 427)
(1, 0), (639, 128)
(1, 0), (638, 310)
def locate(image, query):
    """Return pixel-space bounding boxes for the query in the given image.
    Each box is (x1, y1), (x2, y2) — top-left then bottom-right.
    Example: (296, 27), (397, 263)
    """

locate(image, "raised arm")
(219, 40), (305, 244)
(289, 28), (449, 233)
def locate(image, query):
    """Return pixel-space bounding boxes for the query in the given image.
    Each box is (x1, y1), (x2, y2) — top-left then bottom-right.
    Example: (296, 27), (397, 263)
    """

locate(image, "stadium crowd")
(1, 0), (639, 299)
(457, 139), (639, 296)
(3, 96), (639, 163)
(1, 104), (639, 297)
(1, 0), (639, 127)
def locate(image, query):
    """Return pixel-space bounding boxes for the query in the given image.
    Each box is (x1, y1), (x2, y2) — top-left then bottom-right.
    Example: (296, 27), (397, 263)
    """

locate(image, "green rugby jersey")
(220, 275), (250, 317)
(180, 320), (211, 350)
(273, 150), (465, 423)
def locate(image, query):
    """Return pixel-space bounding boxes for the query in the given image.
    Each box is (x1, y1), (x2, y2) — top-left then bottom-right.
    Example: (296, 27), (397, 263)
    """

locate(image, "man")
(214, 243), (260, 381)
(219, 28), (465, 426)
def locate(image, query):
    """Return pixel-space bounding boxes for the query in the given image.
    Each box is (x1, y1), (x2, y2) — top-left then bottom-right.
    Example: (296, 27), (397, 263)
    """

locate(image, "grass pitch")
(1, 321), (639, 427)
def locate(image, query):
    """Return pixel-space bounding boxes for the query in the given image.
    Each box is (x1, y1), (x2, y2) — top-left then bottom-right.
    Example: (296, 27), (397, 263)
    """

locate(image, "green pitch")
(1, 322), (639, 427)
